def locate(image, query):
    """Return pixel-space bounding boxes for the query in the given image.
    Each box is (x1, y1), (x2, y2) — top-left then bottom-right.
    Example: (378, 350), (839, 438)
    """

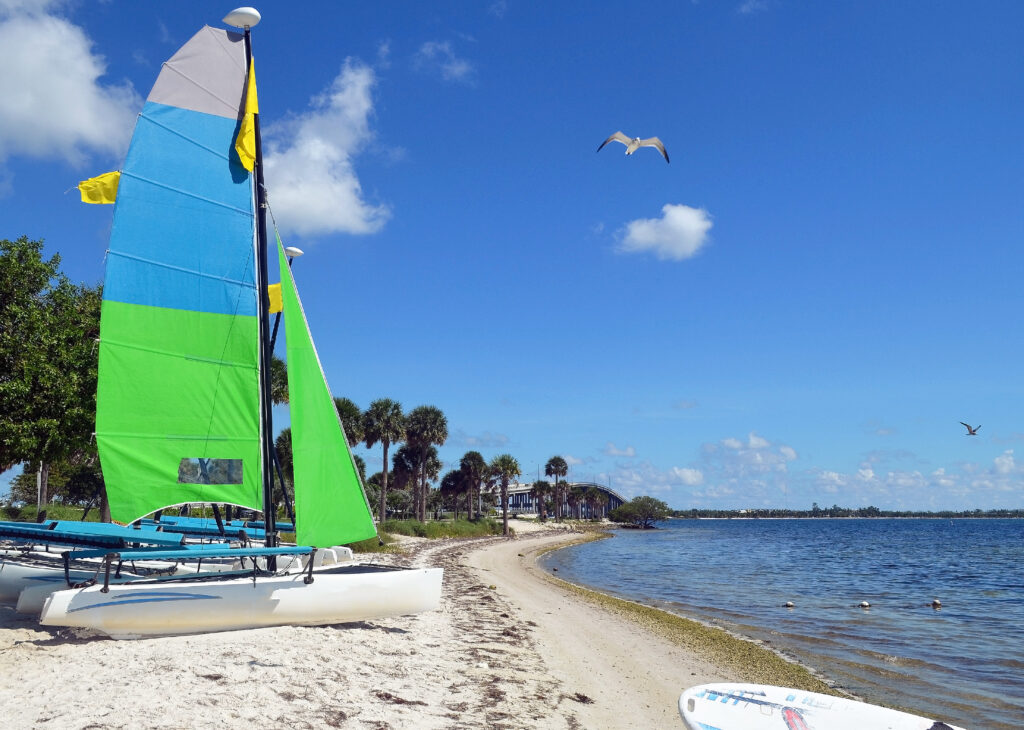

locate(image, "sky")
(1, 0), (1023, 512)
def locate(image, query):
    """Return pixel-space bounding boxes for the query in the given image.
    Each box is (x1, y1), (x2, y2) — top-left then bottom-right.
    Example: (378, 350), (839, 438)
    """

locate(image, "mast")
(226, 7), (276, 548)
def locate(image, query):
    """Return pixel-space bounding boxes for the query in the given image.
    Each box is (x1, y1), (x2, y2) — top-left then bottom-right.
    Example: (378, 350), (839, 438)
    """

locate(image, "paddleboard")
(678, 683), (966, 730)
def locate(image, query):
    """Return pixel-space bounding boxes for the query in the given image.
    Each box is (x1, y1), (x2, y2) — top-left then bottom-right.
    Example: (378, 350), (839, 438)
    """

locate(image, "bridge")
(505, 481), (626, 518)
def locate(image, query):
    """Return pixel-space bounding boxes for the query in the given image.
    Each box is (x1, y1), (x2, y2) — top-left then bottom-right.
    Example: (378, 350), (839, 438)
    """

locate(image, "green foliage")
(333, 396), (363, 447)
(347, 534), (401, 554)
(9, 457), (103, 506)
(275, 428), (292, 483)
(610, 495), (672, 528)
(381, 518), (504, 539)
(362, 398), (406, 524)
(270, 355), (288, 404)
(2, 502), (98, 522)
(545, 455), (568, 520)
(0, 236), (101, 471)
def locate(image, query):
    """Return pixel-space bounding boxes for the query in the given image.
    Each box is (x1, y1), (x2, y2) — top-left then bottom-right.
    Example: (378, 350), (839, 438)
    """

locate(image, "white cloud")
(673, 399), (698, 410)
(0, 5), (141, 186)
(414, 41), (475, 84)
(263, 59), (391, 237)
(738, 0), (769, 13)
(722, 437), (743, 450)
(603, 442), (636, 458)
(449, 429), (510, 449)
(780, 445), (798, 461)
(563, 455), (584, 467)
(671, 467), (704, 485)
(747, 432), (769, 449)
(994, 449), (1015, 475)
(618, 204), (712, 261)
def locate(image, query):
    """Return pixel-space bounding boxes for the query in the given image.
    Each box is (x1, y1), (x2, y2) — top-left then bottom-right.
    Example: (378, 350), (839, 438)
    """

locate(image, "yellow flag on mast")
(235, 57), (258, 172)
(77, 171), (120, 204)
(267, 283), (282, 314)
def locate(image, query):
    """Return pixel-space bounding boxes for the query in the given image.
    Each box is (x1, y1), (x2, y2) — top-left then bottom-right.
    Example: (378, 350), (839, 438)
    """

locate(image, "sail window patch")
(178, 458), (243, 485)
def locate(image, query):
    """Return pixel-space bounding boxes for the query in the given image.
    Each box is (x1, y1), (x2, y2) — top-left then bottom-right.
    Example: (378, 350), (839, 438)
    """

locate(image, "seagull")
(597, 131), (670, 163)
(959, 422), (980, 436)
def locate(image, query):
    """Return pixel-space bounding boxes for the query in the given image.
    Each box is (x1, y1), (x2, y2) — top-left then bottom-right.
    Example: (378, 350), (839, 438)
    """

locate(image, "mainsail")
(277, 237), (378, 546)
(97, 26), (263, 523)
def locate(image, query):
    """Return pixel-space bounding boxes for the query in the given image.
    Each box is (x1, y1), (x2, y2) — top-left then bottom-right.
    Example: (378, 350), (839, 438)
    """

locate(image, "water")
(541, 518), (1023, 729)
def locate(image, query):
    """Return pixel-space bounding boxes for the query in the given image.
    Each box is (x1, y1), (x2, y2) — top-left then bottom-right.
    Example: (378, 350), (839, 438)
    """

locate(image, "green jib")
(278, 236), (377, 547)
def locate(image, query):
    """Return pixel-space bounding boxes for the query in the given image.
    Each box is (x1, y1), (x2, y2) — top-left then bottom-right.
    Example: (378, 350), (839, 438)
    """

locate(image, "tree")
(530, 479), (552, 520)
(362, 398), (405, 524)
(568, 485), (586, 519)
(405, 405), (447, 521)
(270, 355), (288, 404)
(489, 453), (521, 536)
(352, 453), (366, 483)
(1, 237), (101, 507)
(609, 496), (671, 528)
(333, 396), (363, 447)
(544, 456), (568, 521)
(439, 469), (463, 519)
(459, 450), (487, 520)
(274, 428), (294, 511)
(587, 487), (609, 519)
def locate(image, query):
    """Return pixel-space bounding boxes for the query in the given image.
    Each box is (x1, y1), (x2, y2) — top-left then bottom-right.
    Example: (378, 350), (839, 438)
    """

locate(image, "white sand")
(0, 523), (739, 729)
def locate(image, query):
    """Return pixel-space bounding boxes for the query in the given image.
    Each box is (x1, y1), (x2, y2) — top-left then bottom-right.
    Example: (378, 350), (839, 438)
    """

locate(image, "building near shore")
(505, 482), (626, 518)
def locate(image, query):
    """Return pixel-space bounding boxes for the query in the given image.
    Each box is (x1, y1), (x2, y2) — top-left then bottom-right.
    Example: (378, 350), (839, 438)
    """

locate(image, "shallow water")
(541, 518), (1024, 729)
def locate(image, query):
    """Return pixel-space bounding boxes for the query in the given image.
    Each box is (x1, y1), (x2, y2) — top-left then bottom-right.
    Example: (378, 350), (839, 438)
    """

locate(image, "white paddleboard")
(678, 683), (966, 730)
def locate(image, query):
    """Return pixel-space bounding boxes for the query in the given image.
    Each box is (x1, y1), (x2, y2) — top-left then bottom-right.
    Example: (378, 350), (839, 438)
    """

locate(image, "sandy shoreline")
(0, 522), (832, 729)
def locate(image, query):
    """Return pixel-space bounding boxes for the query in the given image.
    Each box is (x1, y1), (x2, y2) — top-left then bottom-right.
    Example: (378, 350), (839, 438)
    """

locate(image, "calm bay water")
(540, 518), (1023, 729)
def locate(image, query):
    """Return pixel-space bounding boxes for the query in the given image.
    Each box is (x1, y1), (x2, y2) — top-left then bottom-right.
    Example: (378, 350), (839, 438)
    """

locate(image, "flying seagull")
(959, 422), (980, 436)
(597, 131), (670, 163)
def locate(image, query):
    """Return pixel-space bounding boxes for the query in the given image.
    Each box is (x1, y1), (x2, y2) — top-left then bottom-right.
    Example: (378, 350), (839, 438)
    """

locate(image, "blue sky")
(2, 0), (1023, 511)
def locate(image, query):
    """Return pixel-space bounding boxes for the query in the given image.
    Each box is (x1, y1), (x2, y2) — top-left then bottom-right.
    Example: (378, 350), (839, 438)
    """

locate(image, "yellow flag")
(235, 57), (259, 172)
(267, 283), (282, 314)
(78, 171), (120, 204)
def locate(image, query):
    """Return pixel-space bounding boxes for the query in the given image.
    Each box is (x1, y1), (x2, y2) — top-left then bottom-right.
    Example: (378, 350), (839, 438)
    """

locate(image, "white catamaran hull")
(0, 554), (131, 604)
(39, 565), (443, 640)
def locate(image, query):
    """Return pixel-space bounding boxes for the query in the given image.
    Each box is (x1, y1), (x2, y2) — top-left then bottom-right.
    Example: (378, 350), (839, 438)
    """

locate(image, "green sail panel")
(278, 237), (377, 546)
(97, 26), (263, 523)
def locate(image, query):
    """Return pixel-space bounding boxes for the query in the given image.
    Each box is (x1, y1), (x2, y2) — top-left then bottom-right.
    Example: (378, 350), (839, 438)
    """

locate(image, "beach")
(0, 522), (831, 729)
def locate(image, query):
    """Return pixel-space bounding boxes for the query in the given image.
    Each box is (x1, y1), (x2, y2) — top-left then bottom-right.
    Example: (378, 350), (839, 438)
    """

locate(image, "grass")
(2, 503), (96, 522)
(381, 518), (505, 539)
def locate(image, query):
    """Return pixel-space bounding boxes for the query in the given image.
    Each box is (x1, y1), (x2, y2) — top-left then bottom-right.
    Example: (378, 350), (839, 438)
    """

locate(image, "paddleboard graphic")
(678, 683), (965, 730)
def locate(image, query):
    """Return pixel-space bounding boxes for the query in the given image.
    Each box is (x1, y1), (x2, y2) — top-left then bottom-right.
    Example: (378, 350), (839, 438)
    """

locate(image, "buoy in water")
(931, 598), (942, 608)
(859, 601), (871, 608)
(785, 601), (795, 608)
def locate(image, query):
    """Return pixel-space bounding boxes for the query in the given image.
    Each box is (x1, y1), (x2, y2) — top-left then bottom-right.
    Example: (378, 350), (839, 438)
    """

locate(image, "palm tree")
(439, 470), (462, 519)
(270, 355), (289, 404)
(423, 446), (442, 510)
(459, 450), (487, 520)
(568, 485), (586, 519)
(274, 427), (293, 514)
(405, 405), (448, 522)
(530, 480), (552, 520)
(489, 453), (521, 536)
(362, 398), (405, 525)
(544, 456), (568, 521)
(586, 486), (608, 519)
(333, 396), (364, 447)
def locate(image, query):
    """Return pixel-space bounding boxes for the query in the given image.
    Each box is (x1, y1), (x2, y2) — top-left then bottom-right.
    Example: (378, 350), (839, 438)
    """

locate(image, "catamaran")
(37, 7), (442, 639)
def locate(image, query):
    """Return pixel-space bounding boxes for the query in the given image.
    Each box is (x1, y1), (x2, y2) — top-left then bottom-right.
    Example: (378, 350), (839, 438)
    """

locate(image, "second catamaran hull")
(39, 565), (443, 640)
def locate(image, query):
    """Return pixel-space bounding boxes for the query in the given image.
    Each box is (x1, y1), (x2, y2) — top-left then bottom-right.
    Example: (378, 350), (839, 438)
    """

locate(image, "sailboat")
(37, 7), (442, 639)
